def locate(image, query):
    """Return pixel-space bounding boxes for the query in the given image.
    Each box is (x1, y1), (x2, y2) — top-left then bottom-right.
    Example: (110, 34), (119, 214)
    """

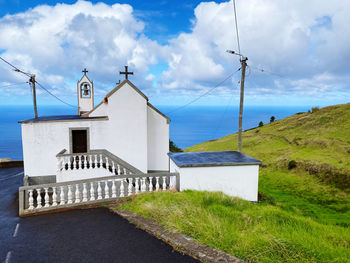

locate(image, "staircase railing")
(56, 149), (143, 179)
(19, 172), (179, 217)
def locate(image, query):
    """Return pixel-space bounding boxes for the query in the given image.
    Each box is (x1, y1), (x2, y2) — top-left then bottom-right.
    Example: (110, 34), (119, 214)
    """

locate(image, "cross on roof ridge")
(119, 66), (133, 80)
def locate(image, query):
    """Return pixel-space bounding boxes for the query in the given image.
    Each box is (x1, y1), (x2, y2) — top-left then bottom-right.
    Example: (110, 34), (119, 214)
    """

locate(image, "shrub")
(270, 116), (275, 123)
(311, 107), (319, 113)
(169, 140), (183, 152)
(288, 160), (297, 170)
(259, 121), (264, 127)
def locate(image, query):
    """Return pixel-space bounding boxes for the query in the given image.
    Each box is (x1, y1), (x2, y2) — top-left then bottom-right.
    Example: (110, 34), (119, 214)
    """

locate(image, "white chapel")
(20, 68), (170, 185)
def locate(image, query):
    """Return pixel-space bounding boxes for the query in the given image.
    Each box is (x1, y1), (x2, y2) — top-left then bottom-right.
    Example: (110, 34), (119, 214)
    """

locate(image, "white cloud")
(158, 0), (350, 104)
(0, 0), (349, 106)
(0, 0), (161, 103)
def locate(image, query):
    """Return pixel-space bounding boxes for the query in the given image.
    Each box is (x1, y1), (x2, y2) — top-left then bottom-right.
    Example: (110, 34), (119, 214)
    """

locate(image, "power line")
(0, 56), (31, 77)
(35, 80), (76, 108)
(0, 55), (76, 108)
(232, 0), (241, 55)
(0, 82), (28, 88)
(248, 65), (285, 78)
(166, 68), (241, 114)
(213, 80), (240, 138)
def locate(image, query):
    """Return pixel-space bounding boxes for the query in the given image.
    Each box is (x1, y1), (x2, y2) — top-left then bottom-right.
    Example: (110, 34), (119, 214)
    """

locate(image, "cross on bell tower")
(82, 68), (88, 75)
(119, 66), (133, 80)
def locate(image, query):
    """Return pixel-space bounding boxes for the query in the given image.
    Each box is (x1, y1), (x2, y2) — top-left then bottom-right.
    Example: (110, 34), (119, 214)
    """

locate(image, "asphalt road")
(0, 167), (199, 263)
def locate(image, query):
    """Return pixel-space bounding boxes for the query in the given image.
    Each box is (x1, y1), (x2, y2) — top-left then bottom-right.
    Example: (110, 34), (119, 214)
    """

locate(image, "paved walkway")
(0, 168), (198, 263)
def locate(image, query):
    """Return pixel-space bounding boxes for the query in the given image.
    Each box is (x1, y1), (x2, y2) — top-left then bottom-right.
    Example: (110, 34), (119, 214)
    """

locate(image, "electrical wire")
(0, 56), (31, 77)
(232, 0), (241, 55)
(166, 68), (241, 114)
(213, 80), (240, 138)
(0, 55), (76, 108)
(0, 82), (28, 88)
(35, 80), (76, 108)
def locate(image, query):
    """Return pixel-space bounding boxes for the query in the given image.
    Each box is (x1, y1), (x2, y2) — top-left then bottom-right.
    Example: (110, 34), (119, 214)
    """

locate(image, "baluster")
(128, 178), (133, 196)
(123, 168), (127, 175)
(67, 156), (72, 170)
(60, 186), (65, 205)
(44, 188), (50, 207)
(52, 187), (57, 206)
(71, 156), (75, 170)
(78, 155), (82, 169)
(104, 181), (110, 199)
(111, 180), (117, 198)
(155, 177), (160, 191)
(36, 189), (42, 208)
(162, 176), (167, 190)
(148, 177), (153, 191)
(82, 183), (88, 202)
(89, 154), (93, 169)
(67, 185), (73, 204)
(135, 178), (139, 194)
(28, 189), (34, 210)
(141, 177), (146, 192)
(90, 182), (95, 201)
(97, 181), (102, 200)
(100, 154), (103, 168)
(112, 162), (116, 175)
(75, 184), (80, 203)
(105, 157), (109, 171)
(120, 179), (125, 197)
(117, 164), (121, 175)
(81, 155), (85, 169)
(94, 154), (98, 168)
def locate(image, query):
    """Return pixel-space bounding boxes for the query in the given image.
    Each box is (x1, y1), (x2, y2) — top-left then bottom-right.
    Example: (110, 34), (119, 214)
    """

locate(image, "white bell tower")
(77, 68), (94, 115)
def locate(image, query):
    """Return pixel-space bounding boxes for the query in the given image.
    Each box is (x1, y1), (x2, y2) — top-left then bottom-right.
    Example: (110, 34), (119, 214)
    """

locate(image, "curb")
(112, 209), (245, 263)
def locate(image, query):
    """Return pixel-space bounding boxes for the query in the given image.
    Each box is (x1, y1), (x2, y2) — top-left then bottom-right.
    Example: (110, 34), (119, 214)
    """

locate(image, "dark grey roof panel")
(19, 115), (108, 123)
(168, 151), (262, 167)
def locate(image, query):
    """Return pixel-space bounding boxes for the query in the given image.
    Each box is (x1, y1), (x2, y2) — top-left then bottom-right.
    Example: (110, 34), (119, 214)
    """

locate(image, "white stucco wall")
(21, 119), (108, 178)
(147, 106), (169, 171)
(90, 82), (148, 173)
(170, 159), (259, 202)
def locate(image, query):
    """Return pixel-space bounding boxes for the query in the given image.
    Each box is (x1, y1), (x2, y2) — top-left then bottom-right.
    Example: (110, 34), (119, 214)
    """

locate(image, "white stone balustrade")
(19, 173), (178, 216)
(56, 150), (139, 182)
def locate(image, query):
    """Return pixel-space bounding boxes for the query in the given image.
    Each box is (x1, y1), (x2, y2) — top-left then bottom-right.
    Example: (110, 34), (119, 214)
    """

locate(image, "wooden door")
(72, 130), (87, 153)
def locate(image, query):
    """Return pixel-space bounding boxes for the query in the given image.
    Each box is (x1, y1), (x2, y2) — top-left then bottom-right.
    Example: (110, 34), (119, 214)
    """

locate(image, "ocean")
(0, 105), (309, 160)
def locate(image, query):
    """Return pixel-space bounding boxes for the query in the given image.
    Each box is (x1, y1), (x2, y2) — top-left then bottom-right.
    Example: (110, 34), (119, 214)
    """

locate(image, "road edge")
(111, 208), (245, 263)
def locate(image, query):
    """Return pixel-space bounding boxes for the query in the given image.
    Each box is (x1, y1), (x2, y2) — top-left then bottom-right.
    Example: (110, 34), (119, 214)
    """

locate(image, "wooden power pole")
(29, 74), (38, 118)
(238, 57), (247, 152)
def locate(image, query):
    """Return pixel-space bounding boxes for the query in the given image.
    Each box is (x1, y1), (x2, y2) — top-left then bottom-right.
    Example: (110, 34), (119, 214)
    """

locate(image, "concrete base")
(26, 175), (56, 186)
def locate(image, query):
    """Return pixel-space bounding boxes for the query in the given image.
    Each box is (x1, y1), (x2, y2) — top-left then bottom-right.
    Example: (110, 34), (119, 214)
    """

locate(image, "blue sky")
(0, 0), (349, 108)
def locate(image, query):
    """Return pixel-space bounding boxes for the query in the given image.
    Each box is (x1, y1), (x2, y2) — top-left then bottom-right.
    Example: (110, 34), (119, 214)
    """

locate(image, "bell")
(83, 84), (89, 95)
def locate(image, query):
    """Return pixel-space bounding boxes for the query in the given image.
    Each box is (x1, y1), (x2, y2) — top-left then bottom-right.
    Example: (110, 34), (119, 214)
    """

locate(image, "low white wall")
(170, 159), (259, 202)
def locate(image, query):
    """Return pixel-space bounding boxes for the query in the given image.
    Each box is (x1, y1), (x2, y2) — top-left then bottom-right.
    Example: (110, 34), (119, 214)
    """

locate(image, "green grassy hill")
(187, 103), (350, 190)
(116, 103), (350, 262)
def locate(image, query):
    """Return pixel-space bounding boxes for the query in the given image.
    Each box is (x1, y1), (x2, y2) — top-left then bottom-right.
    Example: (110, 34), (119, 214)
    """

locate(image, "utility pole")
(226, 50), (248, 152)
(237, 57), (247, 152)
(29, 74), (38, 118)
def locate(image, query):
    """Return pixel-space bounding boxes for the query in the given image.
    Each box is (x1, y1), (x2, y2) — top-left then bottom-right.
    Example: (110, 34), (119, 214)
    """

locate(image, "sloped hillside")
(186, 103), (350, 190)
